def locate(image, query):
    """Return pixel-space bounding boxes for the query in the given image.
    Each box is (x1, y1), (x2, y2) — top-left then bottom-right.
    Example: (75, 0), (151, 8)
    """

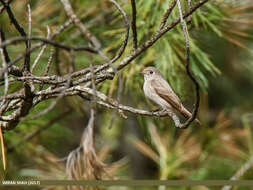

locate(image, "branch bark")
(176, 0), (200, 128)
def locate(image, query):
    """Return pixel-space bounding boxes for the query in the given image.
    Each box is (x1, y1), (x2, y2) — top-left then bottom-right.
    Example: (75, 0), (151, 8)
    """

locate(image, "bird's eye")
(150, 71), (153, 74)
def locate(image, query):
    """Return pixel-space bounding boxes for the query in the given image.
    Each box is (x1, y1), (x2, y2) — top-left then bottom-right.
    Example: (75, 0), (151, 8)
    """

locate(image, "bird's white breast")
(143, 80), (154, 100)
(143, 80), (171, 109)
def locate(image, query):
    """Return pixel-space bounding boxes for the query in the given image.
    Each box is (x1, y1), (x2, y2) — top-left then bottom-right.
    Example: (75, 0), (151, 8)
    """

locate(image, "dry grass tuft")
(65, 109), (127, 185)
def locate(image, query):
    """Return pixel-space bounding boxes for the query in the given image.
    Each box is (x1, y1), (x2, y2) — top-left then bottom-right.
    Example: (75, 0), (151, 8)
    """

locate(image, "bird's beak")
(139, 71), (144, 75)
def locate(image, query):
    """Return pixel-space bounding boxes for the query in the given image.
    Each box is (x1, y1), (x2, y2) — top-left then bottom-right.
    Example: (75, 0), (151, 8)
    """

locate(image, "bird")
(140, 66), (200, 125)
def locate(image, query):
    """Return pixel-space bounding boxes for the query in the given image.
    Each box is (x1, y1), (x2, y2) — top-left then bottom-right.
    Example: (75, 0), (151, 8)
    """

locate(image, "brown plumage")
(140, 66), (200, 124)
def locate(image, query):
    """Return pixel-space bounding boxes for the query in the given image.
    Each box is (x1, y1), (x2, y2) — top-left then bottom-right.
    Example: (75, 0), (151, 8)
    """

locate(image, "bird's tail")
(180, 106), (201, 125)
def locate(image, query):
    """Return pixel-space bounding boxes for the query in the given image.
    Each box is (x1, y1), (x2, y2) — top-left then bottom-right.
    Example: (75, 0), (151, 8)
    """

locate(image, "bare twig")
(159, 0), (177, 30)
(0, 0), (12, 14)
(0, 0), (26, 37)
(0, 28), (9, 102)
(81, 0), (131, 81)
(31, 26), (51, 73)
(187, 0), (192, 24)
(221, 156), (253, 190)
(43, 48), (54, 76)
(0, 37), (97, 53)
(109, 0), (130, 64)
(0, 0), (31, 71)
(51, 19), (73, 40)
(89, 57), (97, 105)
(60, 0), (101, 50)
(26, 4), (32, 72)
(130, 0), (138, 49)
(102, 0), (130, 124)
(0, 18), (74, 76)
(0, 36), (97, 77)
(0, 28), (22, 79)
(176, 0), (200, 129)
(109, 72), (123, 129)
(0, 28), (10, 64)
(60, 0), (110, 63)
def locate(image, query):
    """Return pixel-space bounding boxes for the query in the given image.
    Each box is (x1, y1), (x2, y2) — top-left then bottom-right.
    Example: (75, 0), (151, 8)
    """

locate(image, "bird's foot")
(156, 108), (169, 116)
(150, 108), (161, 115)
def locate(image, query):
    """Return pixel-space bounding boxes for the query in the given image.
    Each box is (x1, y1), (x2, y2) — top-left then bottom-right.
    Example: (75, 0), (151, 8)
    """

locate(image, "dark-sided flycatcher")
(140, 66), (200, 125)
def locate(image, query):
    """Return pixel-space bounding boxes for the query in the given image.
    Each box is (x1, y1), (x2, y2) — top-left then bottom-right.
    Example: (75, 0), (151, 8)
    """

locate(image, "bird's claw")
(156, 109), (168, 116)
(150, 108), (161, 115)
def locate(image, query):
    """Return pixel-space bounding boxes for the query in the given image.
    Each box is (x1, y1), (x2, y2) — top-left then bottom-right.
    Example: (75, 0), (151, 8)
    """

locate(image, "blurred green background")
(0, 0), (253, 190)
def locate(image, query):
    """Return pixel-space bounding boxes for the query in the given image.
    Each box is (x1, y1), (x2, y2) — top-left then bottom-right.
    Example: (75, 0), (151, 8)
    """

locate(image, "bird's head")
(140, 66), (161, 80)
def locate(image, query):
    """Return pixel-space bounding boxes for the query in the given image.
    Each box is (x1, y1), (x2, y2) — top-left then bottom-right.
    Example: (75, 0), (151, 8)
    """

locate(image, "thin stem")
(131, 0), (138, 49)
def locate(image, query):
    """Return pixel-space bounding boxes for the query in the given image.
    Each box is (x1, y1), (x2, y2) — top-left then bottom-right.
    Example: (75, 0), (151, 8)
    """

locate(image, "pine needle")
(0, 126), (6, 170)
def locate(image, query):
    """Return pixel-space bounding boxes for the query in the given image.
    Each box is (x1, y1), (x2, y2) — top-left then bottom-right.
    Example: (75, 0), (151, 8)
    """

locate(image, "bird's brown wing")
(151, 79), (201, 124)
(151, 79), (190, 118)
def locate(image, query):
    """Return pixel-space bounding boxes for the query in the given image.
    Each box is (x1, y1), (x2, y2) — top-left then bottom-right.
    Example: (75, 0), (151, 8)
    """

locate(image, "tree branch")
(176, 0), (200, 128)
(159, 0), (177, 30)
(0, 0), (208, 131)
(60, 0), (101, 50)
(130, 0), (138, 49)
(221, 156), (253, 190)
(0, 0), (30, 71)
